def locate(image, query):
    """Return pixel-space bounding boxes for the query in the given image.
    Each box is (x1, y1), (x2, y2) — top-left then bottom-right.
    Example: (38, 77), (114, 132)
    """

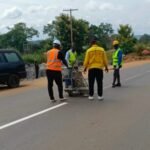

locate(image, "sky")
(0, 0), (150, 39)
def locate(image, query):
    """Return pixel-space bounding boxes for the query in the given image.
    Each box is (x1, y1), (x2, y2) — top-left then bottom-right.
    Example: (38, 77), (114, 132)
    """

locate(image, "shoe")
(60, 97), (67, 102)
(51, 99), (57, 103)
(88, 96), (94, 100)
(115, 83), (121, 87)
(112, 84), (116, 88)
(98, 96), (104, 101)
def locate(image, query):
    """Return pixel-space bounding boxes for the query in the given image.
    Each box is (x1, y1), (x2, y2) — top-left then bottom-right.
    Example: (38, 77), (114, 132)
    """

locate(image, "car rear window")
(4, 52), (21, 62)
(0, 53), (6, 63)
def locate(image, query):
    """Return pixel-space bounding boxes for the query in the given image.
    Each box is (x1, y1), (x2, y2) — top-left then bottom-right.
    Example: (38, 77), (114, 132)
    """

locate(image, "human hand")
(105, 67), (109, 73)
(83, 68), (87, 74)
(119, 65), (122, 68)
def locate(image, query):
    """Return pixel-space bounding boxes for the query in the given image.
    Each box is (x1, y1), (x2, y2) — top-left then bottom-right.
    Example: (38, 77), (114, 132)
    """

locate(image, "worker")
(46, 39), (68, 103)
(65, 47), (77, 88)
(112, 40), (123, 88)
(34, 60), (39, 79)
(65, 46), (77, 68)
(83, 37), (109, 100)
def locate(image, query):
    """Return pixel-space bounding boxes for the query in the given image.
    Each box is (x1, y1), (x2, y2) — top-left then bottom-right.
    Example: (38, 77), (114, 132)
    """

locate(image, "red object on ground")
(142, 50), (150, 55)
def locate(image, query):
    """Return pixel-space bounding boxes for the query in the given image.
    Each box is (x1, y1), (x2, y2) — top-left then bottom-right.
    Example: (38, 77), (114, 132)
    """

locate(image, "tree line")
(0, 13), (150, 55)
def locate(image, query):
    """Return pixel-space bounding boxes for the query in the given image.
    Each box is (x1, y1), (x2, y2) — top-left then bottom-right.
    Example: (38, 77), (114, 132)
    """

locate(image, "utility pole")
(63, 8), (78, 47)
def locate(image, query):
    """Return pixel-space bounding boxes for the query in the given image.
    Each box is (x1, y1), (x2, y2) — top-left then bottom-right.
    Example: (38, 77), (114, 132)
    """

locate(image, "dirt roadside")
(0, 60), (150, 96)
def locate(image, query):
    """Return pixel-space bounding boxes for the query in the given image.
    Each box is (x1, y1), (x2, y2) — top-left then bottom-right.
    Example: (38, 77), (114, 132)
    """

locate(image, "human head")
(71, 45), (76, 52)
(53, 39), (61, 49)
(112, 40), (119, 50)
(90, 36), (97, 45)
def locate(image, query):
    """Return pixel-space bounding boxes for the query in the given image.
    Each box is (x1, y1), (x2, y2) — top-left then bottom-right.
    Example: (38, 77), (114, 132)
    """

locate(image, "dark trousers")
(88, 68), (103, 97)
(35, 69), (39, 79)
(46, 70), (63, 100)
(113, 68), (121, 85)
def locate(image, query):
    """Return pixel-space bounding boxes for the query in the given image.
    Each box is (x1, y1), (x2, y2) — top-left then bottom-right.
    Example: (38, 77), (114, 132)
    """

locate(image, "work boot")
(51, 99), (57, 103)
(60, 97), (67, 102)
(112, 84), (116, 88)
(116, 83), (121, 87)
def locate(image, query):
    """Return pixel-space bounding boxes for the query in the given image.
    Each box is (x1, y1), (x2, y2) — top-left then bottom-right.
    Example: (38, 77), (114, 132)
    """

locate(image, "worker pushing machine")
(46, 39), (68, 103)
(112, 40), (123, 88)
(65, 46), (77, 88)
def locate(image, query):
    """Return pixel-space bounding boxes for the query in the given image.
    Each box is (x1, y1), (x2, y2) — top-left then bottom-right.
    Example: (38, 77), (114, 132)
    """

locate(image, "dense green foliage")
(117, 24), (137, 54)
(0, 14), (150, 63)
(0, 23), (39, 51)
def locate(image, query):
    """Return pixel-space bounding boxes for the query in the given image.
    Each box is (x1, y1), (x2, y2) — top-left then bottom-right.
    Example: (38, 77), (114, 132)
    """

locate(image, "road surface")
(0, 62), (150, 150)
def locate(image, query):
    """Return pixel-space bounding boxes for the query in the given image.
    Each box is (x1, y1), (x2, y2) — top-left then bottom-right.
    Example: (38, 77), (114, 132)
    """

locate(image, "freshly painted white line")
(104, 85), (111, 90)
(125, 70), (150, 81)
(125, 74), (143, 81)
(0, 102), (68, 130)
(104, 70), (150, 90)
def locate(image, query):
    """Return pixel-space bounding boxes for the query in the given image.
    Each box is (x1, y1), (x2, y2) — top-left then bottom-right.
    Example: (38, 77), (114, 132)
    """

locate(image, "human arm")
(65, 51), (70, 65)
(103, 51), (109, 72)
(83, 51), (89, 73)
(118, 50), (123, 68)
(58, 51), (68, 68)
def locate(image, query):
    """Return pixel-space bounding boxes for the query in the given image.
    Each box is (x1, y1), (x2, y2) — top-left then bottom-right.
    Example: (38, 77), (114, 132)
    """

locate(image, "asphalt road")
(0, 63), (150, 150)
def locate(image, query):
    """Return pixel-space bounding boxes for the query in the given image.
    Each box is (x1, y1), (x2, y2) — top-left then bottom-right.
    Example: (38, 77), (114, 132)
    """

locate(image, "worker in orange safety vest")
(46, 39), (68, 103)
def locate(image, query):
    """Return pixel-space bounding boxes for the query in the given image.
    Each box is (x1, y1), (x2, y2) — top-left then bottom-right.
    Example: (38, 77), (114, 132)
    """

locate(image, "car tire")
(7, 74), (20, 88)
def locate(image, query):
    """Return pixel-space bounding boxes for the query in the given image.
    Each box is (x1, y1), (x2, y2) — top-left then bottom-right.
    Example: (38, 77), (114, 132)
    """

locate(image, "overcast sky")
(0, 0), (150, 39)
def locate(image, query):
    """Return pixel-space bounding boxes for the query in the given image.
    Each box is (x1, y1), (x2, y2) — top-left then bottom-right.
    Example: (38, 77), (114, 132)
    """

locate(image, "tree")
(139, 34), (150, 44)
(43, 13), (89, 53)
(117, 24), (137, 54)
(88, 23), (114, 50)
(0, 23), (39, 52)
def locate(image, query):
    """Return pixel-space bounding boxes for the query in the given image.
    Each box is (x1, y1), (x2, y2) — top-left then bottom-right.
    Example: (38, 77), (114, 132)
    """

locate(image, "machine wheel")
(68, 91), (74, 97)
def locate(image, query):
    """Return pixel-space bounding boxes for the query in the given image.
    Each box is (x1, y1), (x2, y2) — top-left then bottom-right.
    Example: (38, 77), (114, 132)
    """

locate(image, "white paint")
(104, 85), (112, 89)
(0, 102), (68, 130)
(125, 74), (143, 81)
(125, 70), (150, 81)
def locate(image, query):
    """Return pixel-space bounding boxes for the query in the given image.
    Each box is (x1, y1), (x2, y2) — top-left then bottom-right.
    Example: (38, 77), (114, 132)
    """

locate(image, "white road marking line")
(125, 74), (143, 81)
(0, 102), (68, 130)
(104, 85), (111, 90)
(104, 70), (150, 90)
(125, 70), (150, 81)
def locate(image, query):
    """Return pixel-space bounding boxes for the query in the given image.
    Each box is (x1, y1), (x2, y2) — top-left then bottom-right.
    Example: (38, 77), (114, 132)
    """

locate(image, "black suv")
(0, 50), (26, 88)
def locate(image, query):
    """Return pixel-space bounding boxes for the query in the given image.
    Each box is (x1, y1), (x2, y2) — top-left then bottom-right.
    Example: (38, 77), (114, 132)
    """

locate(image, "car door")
(0, 52), (8, 81)
(4, 52), (26, 76)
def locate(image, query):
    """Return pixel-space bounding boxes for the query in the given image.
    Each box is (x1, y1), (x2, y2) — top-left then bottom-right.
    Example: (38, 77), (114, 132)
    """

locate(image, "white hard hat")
(53, 39), (61, 46)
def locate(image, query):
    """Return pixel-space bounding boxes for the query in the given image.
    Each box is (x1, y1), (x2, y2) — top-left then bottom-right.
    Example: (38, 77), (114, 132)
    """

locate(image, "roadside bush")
(106, 50), (113, 65)
(134, 43), (150, 56)
(22, 53), (46, 64)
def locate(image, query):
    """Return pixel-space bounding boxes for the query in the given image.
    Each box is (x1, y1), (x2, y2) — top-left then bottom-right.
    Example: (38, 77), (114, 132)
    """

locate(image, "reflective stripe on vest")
(112, 48), (123, 66)
(46, 48), (62, 71)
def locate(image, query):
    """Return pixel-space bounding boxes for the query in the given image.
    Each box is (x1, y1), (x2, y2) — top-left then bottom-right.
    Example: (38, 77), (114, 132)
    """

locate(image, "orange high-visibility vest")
(46, 48), (62, 71)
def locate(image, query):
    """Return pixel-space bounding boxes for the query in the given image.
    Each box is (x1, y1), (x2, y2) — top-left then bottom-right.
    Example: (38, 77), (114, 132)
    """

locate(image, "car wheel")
(7, 74), (20, 88)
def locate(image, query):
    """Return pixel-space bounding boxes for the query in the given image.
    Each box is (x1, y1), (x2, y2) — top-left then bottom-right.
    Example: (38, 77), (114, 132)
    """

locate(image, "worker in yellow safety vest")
(65, 47), (77, 68)
(65, 47), (77, 88)
(112, 40), (123, 88)
(46, 39), (68, 102)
